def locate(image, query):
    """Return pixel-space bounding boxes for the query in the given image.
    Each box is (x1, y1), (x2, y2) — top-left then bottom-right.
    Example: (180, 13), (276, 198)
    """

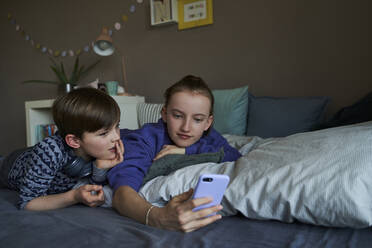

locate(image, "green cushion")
(212, 86), (249, 135)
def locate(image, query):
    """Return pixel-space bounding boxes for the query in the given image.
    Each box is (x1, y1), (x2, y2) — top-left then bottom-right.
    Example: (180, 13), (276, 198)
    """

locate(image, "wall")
(0, 0), (371, 155)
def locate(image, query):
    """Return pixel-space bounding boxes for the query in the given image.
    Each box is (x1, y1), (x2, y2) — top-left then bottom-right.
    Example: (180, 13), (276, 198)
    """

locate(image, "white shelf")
(25, 95), (145, 147)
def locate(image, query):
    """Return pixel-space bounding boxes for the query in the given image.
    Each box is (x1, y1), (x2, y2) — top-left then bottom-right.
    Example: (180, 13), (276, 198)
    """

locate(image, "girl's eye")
(116, 123), (120, 129)
(194, 118), (203, 123)
(173, 114), (182, 119)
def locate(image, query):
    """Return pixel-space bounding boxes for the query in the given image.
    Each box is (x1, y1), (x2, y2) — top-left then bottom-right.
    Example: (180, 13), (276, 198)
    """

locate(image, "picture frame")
(177, 0), (213, 30)
(150, 0), (178, 26)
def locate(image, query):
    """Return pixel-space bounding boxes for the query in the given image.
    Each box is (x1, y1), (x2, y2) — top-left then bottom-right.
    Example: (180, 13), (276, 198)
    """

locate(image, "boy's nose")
(111, 129), (120, 141)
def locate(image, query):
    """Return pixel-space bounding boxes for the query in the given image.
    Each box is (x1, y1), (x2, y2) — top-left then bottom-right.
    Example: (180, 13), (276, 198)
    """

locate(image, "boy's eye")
(99, 131), (108, 136)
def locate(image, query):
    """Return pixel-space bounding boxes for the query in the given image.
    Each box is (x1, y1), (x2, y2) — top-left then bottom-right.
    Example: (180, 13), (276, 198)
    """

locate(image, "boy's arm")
(16, 138), (66, 209)
(89, 164), (108, 185)
(25, 184), (104, 211)
(18, 137), (123, 210)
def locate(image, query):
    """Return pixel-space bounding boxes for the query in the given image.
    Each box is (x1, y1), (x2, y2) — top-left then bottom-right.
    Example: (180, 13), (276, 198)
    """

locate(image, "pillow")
(212, 86), (249, 135)
(137, 103), (163, 127)
(140, 121), (372, 228)
(246, 94), (330, 138)
(318, 91), (372, 129)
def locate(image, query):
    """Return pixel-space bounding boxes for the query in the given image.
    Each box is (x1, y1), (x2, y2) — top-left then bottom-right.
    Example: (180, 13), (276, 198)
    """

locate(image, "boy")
(0, 87), (124, 210)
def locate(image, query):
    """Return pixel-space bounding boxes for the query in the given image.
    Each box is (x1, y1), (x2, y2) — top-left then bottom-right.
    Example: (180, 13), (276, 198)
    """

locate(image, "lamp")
(93, 27), (131, 95)
(93, 27), (114, 56)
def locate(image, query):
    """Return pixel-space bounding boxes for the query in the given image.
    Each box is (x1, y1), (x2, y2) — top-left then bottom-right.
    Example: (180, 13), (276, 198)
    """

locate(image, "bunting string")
(7, 0), (143, 58)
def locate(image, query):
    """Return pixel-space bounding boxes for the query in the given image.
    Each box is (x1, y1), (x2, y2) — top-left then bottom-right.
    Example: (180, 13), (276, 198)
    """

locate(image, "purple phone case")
(192, 174), (230, 213)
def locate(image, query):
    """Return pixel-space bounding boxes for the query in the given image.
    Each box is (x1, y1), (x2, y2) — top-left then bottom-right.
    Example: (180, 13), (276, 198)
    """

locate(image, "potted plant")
(23, 56), (101, 93)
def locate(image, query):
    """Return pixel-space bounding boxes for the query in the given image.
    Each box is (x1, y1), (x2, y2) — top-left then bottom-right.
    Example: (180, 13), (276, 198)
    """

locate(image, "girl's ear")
(65, 134), (81, 149)
(204, 115), (214, 131)
(161, 106), (167, 123)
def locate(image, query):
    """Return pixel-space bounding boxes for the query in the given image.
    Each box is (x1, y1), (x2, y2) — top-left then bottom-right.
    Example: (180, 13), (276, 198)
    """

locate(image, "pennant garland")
(7, 0), (143, 58)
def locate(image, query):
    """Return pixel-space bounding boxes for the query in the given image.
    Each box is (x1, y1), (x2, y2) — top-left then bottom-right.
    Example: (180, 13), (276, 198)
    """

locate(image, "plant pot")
(65, 83), (73, 93)
(58, 83), (74, 95)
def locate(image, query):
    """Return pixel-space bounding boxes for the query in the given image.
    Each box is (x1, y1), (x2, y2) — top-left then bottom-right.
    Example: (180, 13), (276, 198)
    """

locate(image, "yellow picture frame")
(177, 0), (213, 30)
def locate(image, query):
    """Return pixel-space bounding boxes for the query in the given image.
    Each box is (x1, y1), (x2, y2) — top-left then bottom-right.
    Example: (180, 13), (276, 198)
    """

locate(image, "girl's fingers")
(182, 214), (222, 233)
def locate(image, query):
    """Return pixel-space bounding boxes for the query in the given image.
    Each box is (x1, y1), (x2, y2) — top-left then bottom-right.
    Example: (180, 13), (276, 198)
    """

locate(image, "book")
(35, 124), (58, 143)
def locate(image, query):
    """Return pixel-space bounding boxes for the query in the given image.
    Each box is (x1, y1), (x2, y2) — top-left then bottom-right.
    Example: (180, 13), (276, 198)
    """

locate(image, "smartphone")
(192, 174), (230, 214)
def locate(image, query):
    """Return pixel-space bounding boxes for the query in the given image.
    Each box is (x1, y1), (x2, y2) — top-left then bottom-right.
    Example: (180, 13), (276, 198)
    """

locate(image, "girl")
(108, 75), (241, 232)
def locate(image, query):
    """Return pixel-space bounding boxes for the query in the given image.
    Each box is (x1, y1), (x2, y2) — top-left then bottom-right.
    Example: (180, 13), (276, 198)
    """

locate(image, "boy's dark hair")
(52, 87), (121, 138)
(164, 75), (214, 116)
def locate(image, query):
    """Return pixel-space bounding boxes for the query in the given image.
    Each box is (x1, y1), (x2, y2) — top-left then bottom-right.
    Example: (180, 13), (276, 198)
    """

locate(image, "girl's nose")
(181, 118), (191, 132)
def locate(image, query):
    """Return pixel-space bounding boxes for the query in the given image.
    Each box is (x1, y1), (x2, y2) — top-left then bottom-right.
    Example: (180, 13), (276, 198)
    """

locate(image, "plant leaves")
(79, 59), (101, 80)
(60, 62), (68, 83)
(22, 55), (100, 86)
(75, 65), (85, 83)
(49, 57), (58, 67)
(69, 56), (80, 83)
(50, 65), (68, 84)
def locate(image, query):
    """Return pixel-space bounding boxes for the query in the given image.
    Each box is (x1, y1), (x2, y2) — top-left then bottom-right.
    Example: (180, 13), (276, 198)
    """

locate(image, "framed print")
(178, 0), (213, 30)
(150, 0), (178, 26)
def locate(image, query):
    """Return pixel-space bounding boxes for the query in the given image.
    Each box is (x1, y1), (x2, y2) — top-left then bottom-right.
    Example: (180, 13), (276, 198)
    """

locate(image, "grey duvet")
(2, 122), (372, 247)
(1, 188), (372, 248)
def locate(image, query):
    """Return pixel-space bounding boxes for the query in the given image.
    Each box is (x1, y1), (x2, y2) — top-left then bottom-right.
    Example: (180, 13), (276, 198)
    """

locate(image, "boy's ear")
(65, 134), (81, 149)
(161, 106), (167, 123)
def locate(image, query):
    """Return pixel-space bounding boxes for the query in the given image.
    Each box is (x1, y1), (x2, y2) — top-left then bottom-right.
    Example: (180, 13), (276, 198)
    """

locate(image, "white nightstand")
(25, 95), (145, 147)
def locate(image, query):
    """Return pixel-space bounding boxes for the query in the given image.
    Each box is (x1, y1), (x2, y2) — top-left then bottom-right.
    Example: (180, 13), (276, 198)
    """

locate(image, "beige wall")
(0, 0), (371, 155)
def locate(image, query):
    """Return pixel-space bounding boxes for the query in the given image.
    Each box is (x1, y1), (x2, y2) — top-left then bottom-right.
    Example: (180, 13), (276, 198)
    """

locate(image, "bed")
(2, 120), (372, 247)
(1, 191), (372, 248)
(3, 87), (372, 247)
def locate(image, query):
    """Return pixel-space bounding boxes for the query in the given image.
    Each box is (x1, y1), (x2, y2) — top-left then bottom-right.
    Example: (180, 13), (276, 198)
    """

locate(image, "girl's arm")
(185, 129), (242, 162)
(112, 185), (223, 232)
(24, 184), (104, 211)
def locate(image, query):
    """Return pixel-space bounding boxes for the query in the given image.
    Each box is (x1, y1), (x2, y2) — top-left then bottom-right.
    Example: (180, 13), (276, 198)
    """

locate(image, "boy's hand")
(73, 184), (105, 207)
(154, 145), (185, 160)
(95, 140), (124, 169)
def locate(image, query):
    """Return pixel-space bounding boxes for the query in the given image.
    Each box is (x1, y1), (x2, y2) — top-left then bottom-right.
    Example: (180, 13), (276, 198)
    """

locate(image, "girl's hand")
(73, 184), (105, 207)
(95, 140), (124, 169)
(154, 145), (185, 160)
(150, 189), (223, 232)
